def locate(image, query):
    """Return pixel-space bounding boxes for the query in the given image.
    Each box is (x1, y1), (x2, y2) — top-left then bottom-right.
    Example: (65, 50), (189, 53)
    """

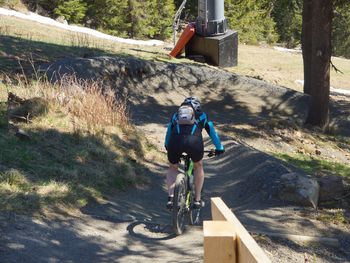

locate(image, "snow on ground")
(295, 79), (350, 96)
(0, 7), (164, 46)
(274, 46), (302, 54)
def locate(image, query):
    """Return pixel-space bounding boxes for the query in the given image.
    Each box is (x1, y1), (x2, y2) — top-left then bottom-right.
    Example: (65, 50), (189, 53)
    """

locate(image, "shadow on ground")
(0, 35), (116, 77)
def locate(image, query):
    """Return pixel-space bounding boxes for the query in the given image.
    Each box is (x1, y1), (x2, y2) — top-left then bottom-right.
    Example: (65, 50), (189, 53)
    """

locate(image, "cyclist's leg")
(186, 135), (204, 204)
(166, 134), (183, 208)
(166, 162), (179, 197)
(193, 160), (204, 202)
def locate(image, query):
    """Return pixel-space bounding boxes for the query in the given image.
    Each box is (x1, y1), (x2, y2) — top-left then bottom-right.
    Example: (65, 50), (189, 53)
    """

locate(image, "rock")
(56, 16), (68, 25)
(15, 129), (31, 141)
(7, 93), (49, 122)
(279, 173), (319, 208)
(317, 175), (344, 201)
(315, 149), (321, 155)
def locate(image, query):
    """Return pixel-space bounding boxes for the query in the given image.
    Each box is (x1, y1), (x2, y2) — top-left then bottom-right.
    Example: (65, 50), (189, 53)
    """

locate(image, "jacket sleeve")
(203, 113), (224, 150)
(164, 114), (176, 149)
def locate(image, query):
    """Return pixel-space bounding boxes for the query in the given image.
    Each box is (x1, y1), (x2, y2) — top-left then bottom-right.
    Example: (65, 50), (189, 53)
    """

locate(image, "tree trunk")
(304, 0), (333, 128)
(301, 0), (312, 95)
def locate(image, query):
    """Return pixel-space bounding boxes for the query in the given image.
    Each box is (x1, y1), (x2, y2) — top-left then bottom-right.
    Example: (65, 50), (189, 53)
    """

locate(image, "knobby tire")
(173, 173), (186, 235)
(187, 183), (197, 225)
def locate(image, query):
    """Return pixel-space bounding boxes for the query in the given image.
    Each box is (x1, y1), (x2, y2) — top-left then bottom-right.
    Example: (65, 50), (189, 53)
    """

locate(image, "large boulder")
(317, 175), (344, 202)
(279, 173), (319, 208)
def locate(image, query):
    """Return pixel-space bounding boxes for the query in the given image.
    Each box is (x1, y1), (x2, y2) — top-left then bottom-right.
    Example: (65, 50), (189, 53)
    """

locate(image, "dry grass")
(3, 72), (130, 134)
(0, 76), (154, 215)
(42, 76), (130, 134)
(0, 15), (169, 63)
(229, 45), (350, 92)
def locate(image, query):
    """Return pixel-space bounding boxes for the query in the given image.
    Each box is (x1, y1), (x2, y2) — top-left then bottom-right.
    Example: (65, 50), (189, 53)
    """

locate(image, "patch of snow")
(295, 79), (350, 96)
(0, 7), (164, 46)
(274, 46), (302, 54)
(330, 87), (350, 96)
(295, 80), (304, 86)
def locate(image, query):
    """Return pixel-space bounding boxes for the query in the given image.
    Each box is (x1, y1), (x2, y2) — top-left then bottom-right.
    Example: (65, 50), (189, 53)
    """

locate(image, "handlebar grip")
(207, 149), (216, 157)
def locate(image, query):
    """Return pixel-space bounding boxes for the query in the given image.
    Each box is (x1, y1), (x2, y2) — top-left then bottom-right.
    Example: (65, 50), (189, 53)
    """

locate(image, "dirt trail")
(1, 57), (349, 262)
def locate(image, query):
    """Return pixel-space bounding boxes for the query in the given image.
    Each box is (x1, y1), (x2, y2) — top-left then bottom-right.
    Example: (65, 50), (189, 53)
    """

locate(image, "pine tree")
(54, 0), (87, 24)
(271, 0), (302, 48)
(85, 0), (130, 37)
(147, 0), (175, 39)
(332, 2), (350, 58)
(225, 0), (277, 44)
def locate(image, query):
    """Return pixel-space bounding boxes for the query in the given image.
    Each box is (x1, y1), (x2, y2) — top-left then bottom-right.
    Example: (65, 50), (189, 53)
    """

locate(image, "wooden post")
(204, 221), (237, 263)
(211, 197), (271, 263)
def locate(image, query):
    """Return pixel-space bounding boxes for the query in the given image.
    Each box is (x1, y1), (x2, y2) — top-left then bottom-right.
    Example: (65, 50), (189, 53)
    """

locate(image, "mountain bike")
(172, 149), (216, 235)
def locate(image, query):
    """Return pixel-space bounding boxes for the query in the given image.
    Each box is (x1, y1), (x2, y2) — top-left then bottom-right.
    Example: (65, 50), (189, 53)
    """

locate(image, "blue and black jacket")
(164, 110), (224, 151)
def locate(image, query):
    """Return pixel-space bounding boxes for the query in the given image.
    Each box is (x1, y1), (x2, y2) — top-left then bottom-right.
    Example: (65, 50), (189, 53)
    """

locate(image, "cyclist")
(164, 97), (225, 210)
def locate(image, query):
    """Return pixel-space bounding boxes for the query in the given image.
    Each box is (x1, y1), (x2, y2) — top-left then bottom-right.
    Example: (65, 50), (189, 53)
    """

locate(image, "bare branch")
(330, 60), (344, 74)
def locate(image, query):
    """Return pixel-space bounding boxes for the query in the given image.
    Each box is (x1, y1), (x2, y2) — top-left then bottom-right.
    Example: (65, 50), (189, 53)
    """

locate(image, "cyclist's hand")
(207, 149), (216, 157)
(215, 149), (225, 156)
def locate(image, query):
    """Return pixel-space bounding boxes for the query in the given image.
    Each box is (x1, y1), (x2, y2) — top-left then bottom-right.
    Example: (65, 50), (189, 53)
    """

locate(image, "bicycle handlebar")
(180, 149), (218, 160)
(204, 149), (216, 157)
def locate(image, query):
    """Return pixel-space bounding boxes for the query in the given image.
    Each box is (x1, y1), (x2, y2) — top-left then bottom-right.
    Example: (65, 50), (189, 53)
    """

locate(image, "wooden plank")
(204, 221), (237, 263)
(211, 197), (271, 263)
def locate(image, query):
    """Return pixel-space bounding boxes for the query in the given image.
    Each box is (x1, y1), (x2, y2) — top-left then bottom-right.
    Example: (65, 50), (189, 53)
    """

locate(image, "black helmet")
(183, 97), (201, 113)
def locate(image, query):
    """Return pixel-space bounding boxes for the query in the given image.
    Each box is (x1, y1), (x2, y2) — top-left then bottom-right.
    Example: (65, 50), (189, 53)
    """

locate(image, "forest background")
(1, 0), (349, 58)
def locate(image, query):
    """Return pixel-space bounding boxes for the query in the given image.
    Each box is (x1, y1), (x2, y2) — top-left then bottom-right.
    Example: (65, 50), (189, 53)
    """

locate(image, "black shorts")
(167, 134), (204, 164)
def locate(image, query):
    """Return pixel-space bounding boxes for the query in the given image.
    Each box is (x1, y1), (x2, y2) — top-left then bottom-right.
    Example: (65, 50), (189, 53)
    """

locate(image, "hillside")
(0, 10), (350, 263)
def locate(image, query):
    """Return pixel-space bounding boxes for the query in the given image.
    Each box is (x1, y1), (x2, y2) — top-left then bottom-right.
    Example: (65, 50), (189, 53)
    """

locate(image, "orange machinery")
(169, 23), (196, 58)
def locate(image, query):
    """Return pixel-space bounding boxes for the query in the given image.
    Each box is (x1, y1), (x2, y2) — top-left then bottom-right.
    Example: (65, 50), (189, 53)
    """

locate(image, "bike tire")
(187, 186), (196, 225)
(188, 186), (202, 225)
(173, 173), (187, 235)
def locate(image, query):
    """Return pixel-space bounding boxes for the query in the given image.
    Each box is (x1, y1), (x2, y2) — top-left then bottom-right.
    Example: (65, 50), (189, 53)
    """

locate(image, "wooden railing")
(204, 197), (271, 263)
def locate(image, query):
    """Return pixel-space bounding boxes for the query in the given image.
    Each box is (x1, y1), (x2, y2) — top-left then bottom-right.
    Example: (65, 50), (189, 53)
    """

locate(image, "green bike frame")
(185, 159), (194, 207)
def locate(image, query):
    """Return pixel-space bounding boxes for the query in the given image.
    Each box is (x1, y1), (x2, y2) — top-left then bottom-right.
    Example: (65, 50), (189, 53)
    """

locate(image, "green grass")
(316, 209), (348, 225)
(274, 153), (350, 180)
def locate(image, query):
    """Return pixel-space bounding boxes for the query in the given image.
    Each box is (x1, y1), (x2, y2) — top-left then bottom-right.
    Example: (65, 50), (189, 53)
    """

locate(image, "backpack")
(177, 105), (195, 125)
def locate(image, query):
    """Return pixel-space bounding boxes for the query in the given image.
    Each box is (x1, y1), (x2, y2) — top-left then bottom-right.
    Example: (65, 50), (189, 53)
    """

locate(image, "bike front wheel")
(173, 173), (187, 235)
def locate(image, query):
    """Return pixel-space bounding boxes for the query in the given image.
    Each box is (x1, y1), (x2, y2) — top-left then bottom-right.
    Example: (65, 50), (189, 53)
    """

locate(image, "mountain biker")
(164, 97), (225, 210)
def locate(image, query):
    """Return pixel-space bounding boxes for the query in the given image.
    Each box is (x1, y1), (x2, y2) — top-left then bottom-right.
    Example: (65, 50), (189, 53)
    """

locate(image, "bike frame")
(184, 157), (194, 209)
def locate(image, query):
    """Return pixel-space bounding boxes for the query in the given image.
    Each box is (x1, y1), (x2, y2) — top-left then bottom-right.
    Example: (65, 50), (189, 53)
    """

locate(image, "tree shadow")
(0, 211), (203, 262)
(0, 35), (117, 78)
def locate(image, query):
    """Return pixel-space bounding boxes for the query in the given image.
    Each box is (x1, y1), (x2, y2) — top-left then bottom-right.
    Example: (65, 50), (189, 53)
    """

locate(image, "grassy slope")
(230, 45), (350, 92)
(0, 15), (169, 77)
(0, 15), (164, 216)
(0, 83), (158, 215)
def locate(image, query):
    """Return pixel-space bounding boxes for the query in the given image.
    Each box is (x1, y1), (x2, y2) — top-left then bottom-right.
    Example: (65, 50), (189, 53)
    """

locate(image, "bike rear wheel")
(173, 173), (187, 235)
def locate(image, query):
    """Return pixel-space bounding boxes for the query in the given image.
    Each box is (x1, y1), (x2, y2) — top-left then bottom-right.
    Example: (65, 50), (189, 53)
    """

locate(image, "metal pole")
(173, 0), (187, 46)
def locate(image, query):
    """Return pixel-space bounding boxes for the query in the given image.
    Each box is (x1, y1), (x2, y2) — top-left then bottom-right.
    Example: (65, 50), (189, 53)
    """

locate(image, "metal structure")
(196, 0), (227, 36)
(173, 0), (188, 46)
(171, 0), (238, 67)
